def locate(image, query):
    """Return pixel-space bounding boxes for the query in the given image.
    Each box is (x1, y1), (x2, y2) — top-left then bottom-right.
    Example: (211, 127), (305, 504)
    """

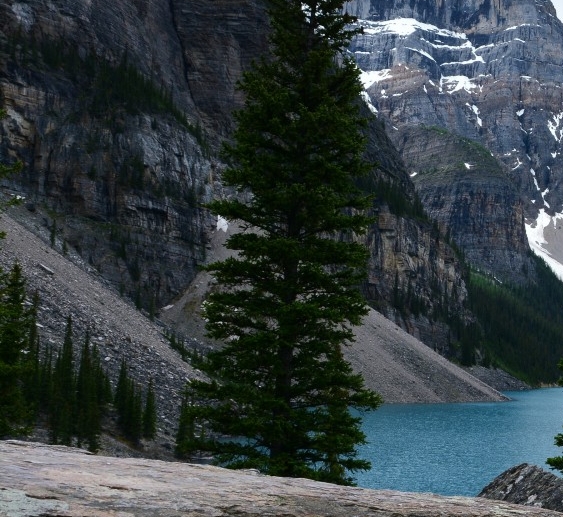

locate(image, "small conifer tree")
(547, 359), (563, 471)
(175, 390), (199, 459)
(50, 316), (76, 444)
(142, 378), (157, 440)
(115, 360), (143, 445)
(0, 262), (34, 436)
(76, 331), (102, 452)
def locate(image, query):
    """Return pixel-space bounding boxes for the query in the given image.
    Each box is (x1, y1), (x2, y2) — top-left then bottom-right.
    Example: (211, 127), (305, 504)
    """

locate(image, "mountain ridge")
(347, 0), (563, 284)
(2, 0), (563, 383)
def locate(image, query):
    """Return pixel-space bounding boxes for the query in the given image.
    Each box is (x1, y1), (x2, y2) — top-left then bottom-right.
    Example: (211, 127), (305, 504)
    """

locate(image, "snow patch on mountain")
(548, 112), (563, 142)
(217, 216), (229, 232)
(526, 209), (563, 280)
(361, 18), (467, 40)
(352, 7), (563, 283)
(554, 0), (563, 20)
(361, 69), (392, 89)
(441, 75), (478, 94)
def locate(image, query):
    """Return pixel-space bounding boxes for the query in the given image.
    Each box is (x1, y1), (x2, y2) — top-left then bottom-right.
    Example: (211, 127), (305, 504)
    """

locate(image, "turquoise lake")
(355, 388), (563, 496)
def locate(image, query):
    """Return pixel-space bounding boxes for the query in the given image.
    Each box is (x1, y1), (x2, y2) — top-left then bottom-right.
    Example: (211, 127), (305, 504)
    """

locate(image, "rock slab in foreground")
(479, 463), (563, 512)
(1, 441), (562, 517)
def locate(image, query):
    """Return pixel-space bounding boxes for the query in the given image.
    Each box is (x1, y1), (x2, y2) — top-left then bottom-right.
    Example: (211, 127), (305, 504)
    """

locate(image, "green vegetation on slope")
(467, 255), (563, 384)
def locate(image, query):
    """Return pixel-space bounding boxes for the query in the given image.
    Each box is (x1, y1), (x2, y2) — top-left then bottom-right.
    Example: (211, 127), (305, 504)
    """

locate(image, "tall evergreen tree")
(76, 331), (102, 452)
(115, 360), (143, 445)
(0, 262), (33, 436)
(175, 391), (198, 459)
(180, 0), (382, 484)
(92, 343), (112, 406)
(22, 291), (41, 412)
(142, 378), (157, 440)
(50, 316), (76, 444)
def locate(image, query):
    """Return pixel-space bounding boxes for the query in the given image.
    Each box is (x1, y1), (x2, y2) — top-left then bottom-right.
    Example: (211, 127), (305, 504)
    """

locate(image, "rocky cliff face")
(360, 113), (471, 351)
(0, 0), (226, 308)
(0, 0), (269, 308)
(397, 126), (531, 281)
(0, 0), (474, 356)
(346, 0), (563, 282)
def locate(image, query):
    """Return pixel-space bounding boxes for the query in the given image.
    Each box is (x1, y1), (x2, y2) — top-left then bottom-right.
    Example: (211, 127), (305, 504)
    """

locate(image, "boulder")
(479, 463), (563, 512)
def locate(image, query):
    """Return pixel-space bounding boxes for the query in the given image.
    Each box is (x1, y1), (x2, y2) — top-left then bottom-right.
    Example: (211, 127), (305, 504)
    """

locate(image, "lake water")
(355, 388), (563, 496)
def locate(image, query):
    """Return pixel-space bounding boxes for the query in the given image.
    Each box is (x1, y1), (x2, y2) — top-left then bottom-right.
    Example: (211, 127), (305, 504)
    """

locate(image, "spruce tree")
(175, 391), (199, 459)
(142, 378), (157, 440)
(92, 343), (112, 406)
(183, 0), (381, 484)
(0, 262), (33, 436)
(115, 360), (143, 445)
(76, 331), (102, 452)
(547, 359), (563, 472)
(50, 316), (76, 444)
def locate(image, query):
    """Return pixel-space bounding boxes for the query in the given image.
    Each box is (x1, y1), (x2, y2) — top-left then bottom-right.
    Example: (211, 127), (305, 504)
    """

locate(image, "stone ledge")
(479, 463), (563, 512)
(1, 441), (562, 517)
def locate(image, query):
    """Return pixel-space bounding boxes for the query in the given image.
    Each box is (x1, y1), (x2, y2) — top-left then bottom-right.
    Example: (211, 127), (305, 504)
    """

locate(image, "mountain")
(0, 0), (470, 357)
(0, 205), (508, 452)
(346, 0), (563, 282)
(1, 0), (563, 381)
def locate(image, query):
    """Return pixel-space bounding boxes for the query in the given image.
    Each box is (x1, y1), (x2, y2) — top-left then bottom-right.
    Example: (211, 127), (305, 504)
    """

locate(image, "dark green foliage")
(143, 378), (157, 440)
(50, 220), (56, 247)
(91, 343), (113, 407)
(547, 361), (563, 472)
(75, 331), (102, 452)
(47, 319), (109, 449)
(50, 316), (76, 444)
(115, 360), (149, 445)
(175, 391), (201, 459)
(165, 331), (195, 362)
(22, 291), (41, 410)
(0, 257), (140, 450)
(467, 255), (563, 384)
(360, 177), (427, 220)
(181, 0), (381, 485)
(0, 262), (34, 437)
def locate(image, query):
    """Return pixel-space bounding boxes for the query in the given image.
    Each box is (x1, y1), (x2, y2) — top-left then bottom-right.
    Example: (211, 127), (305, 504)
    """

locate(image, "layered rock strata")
(346, 0), (563, 282)
(1, 0), (474, 357)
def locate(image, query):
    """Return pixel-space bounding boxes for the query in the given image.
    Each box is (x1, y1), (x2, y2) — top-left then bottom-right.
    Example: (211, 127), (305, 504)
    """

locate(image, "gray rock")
(2, 440), (563, 517)
(479, 463), (563, 512)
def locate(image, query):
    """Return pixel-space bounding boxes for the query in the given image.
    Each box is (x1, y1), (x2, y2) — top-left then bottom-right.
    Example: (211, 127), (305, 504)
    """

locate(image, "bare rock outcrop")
(479, 463), (563, 513)
(2, 440), (563, 517)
